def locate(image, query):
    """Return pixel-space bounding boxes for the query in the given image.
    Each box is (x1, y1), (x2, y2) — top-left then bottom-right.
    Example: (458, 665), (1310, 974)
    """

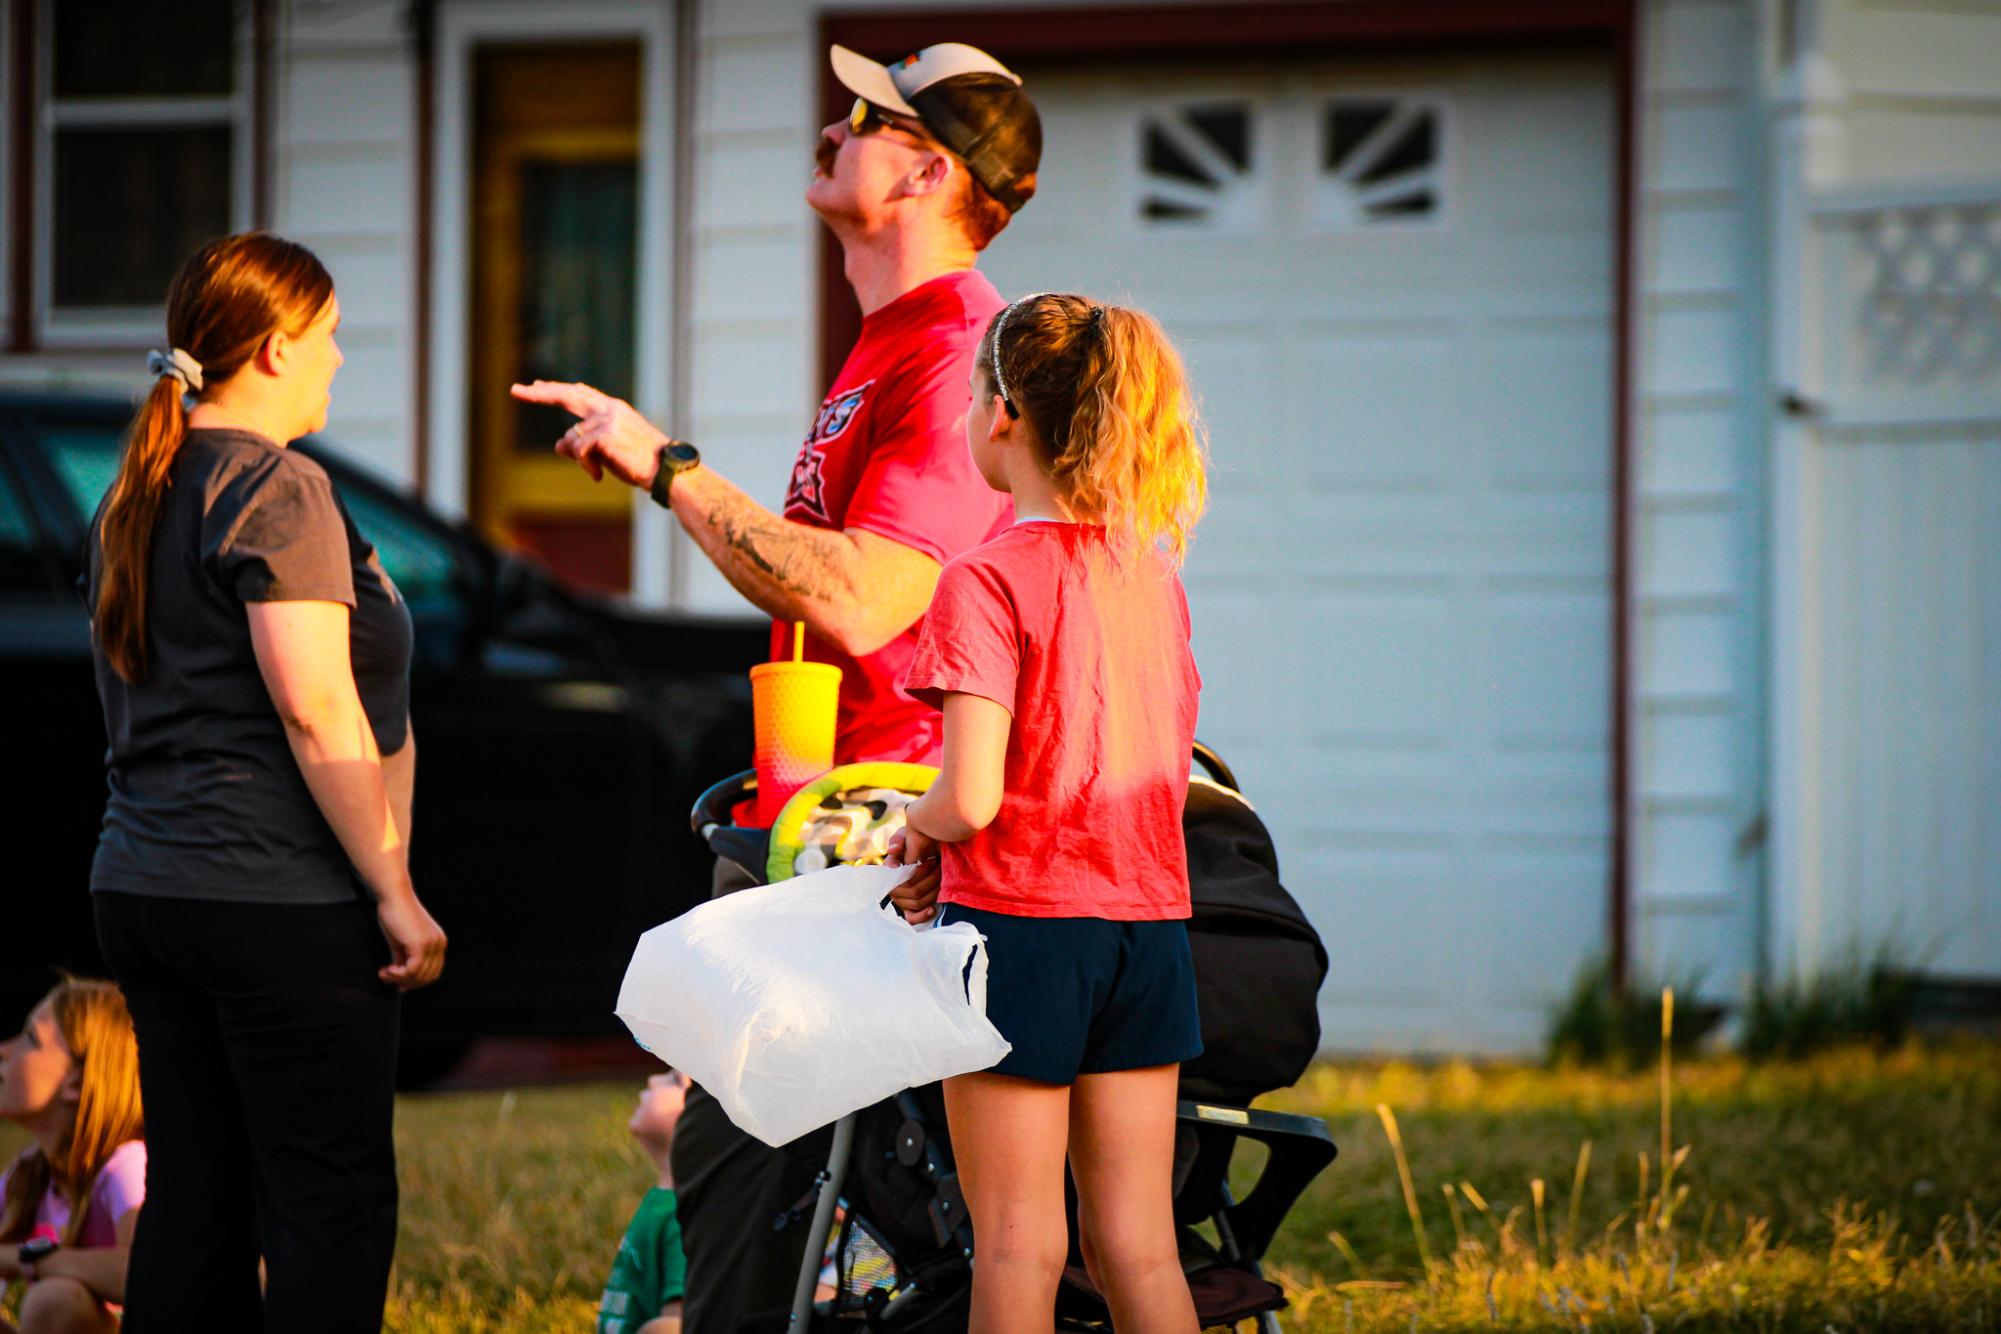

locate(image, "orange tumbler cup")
(749, 660), (842, 826)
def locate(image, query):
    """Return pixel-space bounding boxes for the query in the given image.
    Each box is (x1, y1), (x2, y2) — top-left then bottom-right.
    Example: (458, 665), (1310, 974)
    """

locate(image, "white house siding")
(275, 1), (420, 489)
(1627, 0), (1770, 1002)
(1808, 426), (2001, 976)
(1768, 0), (2001, 982)
(678, 0), (820, 610)
(1827, 0), (2001, 183)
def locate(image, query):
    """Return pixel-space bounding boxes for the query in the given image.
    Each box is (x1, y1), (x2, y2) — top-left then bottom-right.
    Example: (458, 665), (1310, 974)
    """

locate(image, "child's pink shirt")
(0, 1138), (146, 1247)
(904, 521), (1201, 919)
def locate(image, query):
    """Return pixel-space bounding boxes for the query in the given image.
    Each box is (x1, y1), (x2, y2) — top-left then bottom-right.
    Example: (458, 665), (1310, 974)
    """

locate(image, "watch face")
(666, 442), (700, 467)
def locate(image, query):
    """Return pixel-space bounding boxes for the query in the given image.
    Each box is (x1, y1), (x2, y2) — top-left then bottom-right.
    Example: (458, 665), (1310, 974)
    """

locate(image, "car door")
(0, 405), (112, 1026)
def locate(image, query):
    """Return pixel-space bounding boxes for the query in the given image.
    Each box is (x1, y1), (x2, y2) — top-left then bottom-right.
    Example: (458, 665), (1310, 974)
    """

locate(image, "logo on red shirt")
(787, 380), (873, 522)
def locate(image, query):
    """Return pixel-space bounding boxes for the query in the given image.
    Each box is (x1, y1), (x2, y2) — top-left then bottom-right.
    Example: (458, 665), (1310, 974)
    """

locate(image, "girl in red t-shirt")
(892, 292), (1208, 1333)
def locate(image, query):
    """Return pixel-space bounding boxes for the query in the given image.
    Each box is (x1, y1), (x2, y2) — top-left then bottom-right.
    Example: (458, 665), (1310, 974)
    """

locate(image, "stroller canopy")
(1180, 777), (1328, 1105)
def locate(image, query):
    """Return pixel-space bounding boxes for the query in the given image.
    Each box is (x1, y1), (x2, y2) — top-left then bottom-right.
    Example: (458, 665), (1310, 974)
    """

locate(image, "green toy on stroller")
(688, 741), (1336, 1332)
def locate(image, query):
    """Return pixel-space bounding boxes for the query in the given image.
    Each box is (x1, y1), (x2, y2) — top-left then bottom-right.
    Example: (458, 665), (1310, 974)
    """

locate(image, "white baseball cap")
(830, 42), (1042, 213)
(830, 42), (1021, 117)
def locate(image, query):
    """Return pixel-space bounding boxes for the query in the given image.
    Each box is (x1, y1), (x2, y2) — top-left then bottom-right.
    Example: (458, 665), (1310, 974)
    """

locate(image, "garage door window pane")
(1141, 103), (1254, 227)
(53, 127), (233, 308)
(54, 0), (235, 98)
(1320, 99), (1442, 227)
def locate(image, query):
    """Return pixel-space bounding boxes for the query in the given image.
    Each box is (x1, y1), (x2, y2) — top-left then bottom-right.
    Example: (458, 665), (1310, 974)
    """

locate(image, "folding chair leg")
(790, 1113), (857, 1328)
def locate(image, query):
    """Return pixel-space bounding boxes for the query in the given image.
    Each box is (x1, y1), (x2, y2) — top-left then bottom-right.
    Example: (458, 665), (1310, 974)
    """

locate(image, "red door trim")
(817, 0), (1641, 988)
(6, 0), (36, 352)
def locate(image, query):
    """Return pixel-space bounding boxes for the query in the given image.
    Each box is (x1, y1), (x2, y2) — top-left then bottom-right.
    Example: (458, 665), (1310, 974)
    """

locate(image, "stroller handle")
(693, 744), (1240, 839)
(1191, 740), (1239, 793)
(690, 768), (757, 837)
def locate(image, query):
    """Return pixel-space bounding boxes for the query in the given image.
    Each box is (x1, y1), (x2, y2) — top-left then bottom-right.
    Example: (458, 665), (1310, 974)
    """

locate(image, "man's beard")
(814, 135), (838, 179)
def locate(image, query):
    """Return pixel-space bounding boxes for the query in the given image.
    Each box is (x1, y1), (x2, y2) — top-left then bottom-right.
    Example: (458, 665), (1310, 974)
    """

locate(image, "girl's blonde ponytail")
(980, 294), (1207, 566)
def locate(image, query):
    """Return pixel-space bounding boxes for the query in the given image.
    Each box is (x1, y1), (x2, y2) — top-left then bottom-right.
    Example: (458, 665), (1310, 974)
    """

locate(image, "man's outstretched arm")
(667, 464), (939, 656)
(511, 380), (938, 657)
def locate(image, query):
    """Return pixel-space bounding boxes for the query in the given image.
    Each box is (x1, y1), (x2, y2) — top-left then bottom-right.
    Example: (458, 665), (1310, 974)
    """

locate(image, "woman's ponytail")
(91, 232), (335, 684)
(96, 375), (188, 683)
(980, 294), (1208, 567)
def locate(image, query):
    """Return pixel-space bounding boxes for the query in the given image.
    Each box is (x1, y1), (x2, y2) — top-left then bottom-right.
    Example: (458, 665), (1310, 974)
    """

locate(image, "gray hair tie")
(146, 347), (204, 394)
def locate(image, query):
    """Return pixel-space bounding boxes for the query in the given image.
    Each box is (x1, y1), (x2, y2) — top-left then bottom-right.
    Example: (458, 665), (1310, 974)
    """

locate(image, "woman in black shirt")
(85, 232), (446, 1332)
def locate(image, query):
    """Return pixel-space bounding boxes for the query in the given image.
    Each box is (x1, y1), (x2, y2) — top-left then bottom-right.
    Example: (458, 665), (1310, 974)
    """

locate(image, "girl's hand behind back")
(886, 827), (941, 923)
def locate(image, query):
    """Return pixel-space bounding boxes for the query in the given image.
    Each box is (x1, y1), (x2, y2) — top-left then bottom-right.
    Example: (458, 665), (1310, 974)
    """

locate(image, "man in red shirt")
(516, 42), (1037, 766)
(515, 41), (1042, 1333)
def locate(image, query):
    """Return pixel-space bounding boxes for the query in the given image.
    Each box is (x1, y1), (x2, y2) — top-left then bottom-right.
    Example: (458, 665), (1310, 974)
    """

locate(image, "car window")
(0, 455), (53, 593)
(332, 484), (463, 615)
(38, 421), (124, 521)
(35, 421), (463, 616)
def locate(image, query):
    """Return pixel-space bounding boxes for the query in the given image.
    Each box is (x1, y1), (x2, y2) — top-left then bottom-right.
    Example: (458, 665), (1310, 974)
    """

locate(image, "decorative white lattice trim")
(1851, 201), (2001, 386)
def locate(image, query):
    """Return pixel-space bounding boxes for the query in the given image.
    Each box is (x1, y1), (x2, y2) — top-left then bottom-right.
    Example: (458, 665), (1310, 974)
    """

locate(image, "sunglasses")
(848, 97), (931, 141)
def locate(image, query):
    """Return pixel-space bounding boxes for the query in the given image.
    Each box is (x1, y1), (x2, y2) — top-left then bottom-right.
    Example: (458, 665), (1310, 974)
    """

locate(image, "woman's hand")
(376, 889), (448, 990)
(886, 826), (941, 923)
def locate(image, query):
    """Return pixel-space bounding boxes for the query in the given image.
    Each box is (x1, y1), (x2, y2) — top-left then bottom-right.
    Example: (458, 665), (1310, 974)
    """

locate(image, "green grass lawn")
(6, 1043), (1997, 1330)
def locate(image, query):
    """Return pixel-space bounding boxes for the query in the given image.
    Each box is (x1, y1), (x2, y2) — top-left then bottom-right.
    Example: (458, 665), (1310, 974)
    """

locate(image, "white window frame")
(31, 0), (255, 346)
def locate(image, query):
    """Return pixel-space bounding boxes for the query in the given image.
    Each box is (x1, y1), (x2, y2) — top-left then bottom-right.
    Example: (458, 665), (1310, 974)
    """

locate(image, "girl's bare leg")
(16, 1277), (120, 1334)
(943, 1071), (1072, 1334)
(1069, 1064), (1198, 1334)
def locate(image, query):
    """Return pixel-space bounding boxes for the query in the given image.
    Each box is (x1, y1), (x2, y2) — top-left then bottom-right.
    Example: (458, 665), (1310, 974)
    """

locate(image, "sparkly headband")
(988, 291), (1052, 417)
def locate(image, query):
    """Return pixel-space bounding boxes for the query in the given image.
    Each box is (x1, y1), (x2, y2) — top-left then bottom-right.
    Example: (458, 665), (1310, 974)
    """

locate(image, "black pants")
(94, 891), (401, 1334)
(670, 858), (825, 1334)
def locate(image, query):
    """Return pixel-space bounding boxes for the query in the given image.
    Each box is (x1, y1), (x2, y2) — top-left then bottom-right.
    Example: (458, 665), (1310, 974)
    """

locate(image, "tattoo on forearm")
(704, 491), (847, 604)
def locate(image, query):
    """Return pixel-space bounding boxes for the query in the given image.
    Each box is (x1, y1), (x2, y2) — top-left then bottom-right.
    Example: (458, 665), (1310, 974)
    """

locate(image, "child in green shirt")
(598, 1072), (689, 1334)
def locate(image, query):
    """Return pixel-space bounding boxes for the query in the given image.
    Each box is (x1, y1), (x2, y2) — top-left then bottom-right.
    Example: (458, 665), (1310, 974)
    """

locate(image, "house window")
(1314, 96), (1444, 228)
(1138, 101), (1257, 228)
(32, 0), (252, 343)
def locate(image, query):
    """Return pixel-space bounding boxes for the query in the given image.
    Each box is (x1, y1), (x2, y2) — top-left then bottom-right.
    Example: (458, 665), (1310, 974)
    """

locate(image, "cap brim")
(830, 45), (920, 117)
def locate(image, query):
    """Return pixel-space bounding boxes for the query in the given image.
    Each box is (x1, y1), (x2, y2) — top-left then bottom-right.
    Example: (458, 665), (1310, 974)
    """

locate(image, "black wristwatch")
(648, 439), (702, 508)
(18, 1235), (58, 1272)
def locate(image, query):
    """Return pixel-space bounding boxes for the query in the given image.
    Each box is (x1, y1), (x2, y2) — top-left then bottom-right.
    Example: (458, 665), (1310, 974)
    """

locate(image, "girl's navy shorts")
(939, 902), (1204, 1085)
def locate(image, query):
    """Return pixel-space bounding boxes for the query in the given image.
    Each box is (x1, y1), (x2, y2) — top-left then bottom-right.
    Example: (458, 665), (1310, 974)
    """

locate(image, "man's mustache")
(815, 135), (839, 177)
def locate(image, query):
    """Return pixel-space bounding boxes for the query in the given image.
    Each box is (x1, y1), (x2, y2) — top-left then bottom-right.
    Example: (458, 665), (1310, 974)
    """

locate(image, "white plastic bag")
(615, 862), (1010, 1146)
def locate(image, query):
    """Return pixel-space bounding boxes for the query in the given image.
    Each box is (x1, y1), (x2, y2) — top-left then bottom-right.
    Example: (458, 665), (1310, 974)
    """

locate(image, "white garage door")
(981, 51), (1616, 1053)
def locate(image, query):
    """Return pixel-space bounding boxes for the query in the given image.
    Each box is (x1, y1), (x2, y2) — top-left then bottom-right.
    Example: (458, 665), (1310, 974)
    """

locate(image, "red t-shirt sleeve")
(903, 555), (1020, 716)
(842, 348), (995, 564)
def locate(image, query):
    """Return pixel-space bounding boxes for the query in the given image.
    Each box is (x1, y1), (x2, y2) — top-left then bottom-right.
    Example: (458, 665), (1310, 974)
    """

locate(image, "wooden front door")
(470, 43), (642, 593)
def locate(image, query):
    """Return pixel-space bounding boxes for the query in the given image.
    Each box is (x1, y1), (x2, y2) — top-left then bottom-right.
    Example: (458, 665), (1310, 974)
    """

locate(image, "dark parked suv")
(0, 393), (763, 1082)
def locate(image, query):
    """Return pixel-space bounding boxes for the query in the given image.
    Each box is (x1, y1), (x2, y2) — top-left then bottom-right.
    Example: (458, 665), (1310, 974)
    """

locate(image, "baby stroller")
(690, 743), (1336, 1332)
